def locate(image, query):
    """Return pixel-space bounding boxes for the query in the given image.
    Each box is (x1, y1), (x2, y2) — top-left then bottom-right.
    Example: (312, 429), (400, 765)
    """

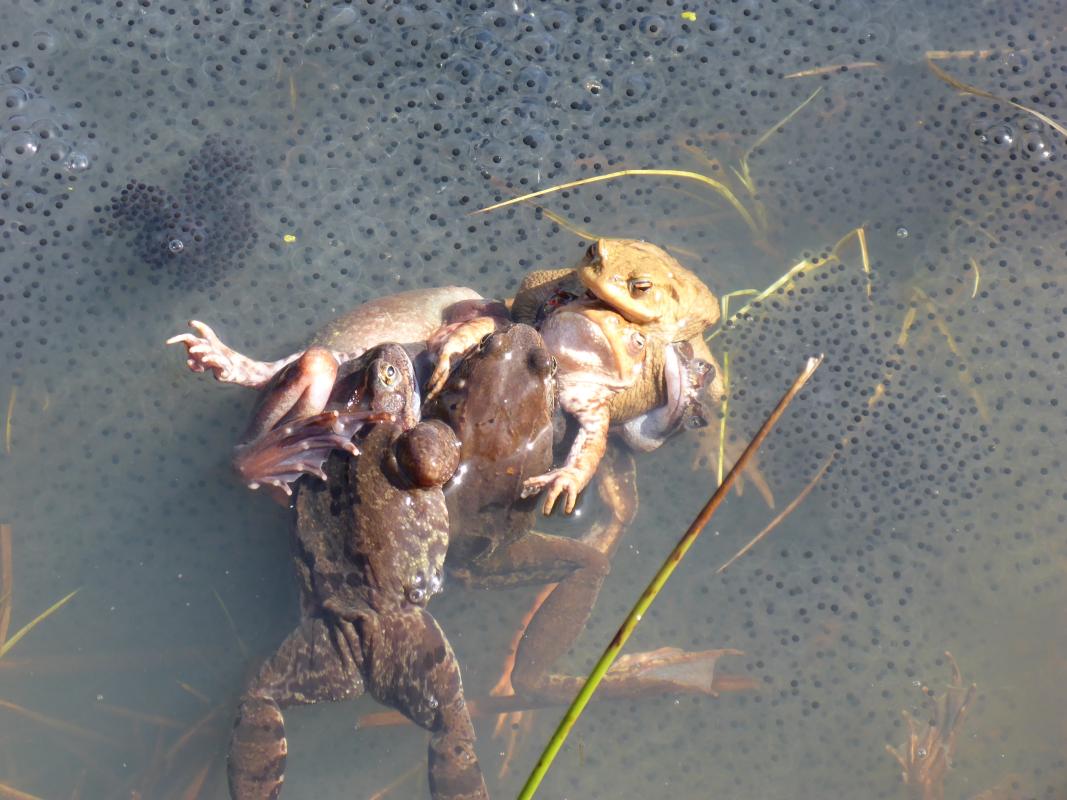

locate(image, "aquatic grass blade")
(0, 589), (78, 659)
(517, 355), (823, 800)
(0, 523), (11, 647)
(926, 58), (1067, 140)
(474, 169), (760, 235)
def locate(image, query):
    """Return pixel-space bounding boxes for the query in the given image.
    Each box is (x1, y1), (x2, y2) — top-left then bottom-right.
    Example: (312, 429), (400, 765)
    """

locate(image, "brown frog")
(227, 348), (489, 800)
(425, 323), (740, 703)
(167, 287), (509, 495)
(424, 240), (725, 514)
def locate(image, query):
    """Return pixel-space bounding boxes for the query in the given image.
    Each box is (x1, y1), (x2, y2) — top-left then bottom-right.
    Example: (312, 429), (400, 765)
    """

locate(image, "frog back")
(311, 286), (484, 354)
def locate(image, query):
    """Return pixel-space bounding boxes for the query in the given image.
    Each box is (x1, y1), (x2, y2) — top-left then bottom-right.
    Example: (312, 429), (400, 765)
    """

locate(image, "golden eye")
(379, 362), (398, 385)
(628, 278), (653, 295)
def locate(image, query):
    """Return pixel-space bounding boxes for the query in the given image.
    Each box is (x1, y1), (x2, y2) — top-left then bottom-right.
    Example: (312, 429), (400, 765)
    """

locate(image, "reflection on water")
(1, 1), (1065, 798)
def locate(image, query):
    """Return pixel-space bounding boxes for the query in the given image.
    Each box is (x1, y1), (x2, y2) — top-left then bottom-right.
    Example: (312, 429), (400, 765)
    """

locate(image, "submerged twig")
(517, 356), (823, 800)
(0, 698), (116, 746)
(357, 666), (760, 731)
(886, 652), (977, 800)
(4, 388), (14, 454)
(367, 763), (422, 800)
(0, 780), (44, 800)
(0, 524), (11, 647)
(95, 703), (185, 730)
(717, 451), (837, 574)
(784, 62), (881, 79)
(212, 588), (248, 659)
(926, 58), (1067, 140)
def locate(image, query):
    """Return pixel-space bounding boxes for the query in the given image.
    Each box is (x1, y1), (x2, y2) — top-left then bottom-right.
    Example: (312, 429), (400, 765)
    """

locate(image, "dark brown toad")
(226, 346), (488, 800)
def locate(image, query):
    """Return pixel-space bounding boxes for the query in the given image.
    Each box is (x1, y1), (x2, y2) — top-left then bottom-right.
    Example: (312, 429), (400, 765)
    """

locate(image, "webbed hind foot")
(234, 410), (390, 495)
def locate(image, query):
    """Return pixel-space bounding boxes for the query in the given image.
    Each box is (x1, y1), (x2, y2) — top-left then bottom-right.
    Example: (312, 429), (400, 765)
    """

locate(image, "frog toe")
(522, 470), (582, 514)
(234, 411), (384, 492)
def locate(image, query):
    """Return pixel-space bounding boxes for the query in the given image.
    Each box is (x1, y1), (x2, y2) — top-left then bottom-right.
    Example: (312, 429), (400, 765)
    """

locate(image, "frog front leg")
(346, 607), (488, 800)
(228, 616), (365, 800)
(522, 386), (611, 514)
(167, 320), (305, 389)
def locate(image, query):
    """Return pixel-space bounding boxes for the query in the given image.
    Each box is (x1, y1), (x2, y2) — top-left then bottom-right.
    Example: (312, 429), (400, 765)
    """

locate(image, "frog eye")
(406, 573), (428, 605)
(478, 332), (505, 356)
(406, 586), (426, 604)
(628, 278), (653, 295)
(378, 362), (398, 386)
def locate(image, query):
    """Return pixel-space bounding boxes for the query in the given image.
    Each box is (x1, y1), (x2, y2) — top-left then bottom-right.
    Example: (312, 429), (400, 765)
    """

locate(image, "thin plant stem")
(474, 169), (760, 235)
(0, 524), (11, 647)
(0, 590), (78, 659)
(517, 355), (823, 800)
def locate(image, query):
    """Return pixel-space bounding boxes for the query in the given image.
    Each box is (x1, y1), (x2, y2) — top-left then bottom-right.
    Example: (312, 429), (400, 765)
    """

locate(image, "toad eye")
(628, 278), (653, 295)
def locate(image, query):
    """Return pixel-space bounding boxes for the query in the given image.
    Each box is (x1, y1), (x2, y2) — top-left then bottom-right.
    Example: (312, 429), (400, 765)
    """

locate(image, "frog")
(230, 343), (417, 496)
(512, 238), (720, 342)
(167, 286), (510, 495)
(423, 239), (726, 514)
(425, 323), (741, 704)
(227, 409), (490, 800)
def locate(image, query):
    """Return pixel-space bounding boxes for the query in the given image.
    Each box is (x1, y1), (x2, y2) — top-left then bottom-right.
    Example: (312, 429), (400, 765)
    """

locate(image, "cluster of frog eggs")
(98, 133), (257, 287)
(1, 53), (93, 193)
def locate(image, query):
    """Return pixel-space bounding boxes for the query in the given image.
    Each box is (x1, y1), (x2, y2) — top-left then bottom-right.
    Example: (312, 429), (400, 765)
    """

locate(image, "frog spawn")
(100, 134), (257, 288)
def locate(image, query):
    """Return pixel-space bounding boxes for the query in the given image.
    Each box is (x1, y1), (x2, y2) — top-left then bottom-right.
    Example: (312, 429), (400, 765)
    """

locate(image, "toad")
(425, 323), (741, 703)
(167, 286), (509, 495)
(227, 370), (489, 800)
(424, 239), (725, 514)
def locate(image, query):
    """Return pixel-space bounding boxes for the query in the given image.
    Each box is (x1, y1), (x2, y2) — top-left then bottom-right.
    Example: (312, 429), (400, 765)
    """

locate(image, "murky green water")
(1, 2), (1065, 798)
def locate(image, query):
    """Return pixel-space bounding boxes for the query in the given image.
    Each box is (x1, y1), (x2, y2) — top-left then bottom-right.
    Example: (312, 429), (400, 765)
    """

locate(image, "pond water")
(1, 1), (1065, 798)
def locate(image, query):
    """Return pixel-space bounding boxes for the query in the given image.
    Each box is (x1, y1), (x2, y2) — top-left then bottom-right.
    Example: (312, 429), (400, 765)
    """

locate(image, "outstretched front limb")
(167, 320), (309, 389)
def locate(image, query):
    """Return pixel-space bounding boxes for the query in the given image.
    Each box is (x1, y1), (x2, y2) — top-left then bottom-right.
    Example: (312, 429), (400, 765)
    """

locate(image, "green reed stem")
(517, 355), (824, 800)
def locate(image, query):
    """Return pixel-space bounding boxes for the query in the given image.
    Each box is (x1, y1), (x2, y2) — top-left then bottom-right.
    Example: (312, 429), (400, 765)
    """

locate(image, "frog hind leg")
(473, 448), (744, 703)
(233, 410), (385, 495)
(241, 347), (342, 441)
(354, 608), (488, 800)
(228, 616), (365, 800)
(452, 529), (612, 701)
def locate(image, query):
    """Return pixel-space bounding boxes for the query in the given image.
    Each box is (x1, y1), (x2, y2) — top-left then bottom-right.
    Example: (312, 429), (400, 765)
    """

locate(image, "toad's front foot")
(234, 410), (390, 495)
(521, 467), (587, 515)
